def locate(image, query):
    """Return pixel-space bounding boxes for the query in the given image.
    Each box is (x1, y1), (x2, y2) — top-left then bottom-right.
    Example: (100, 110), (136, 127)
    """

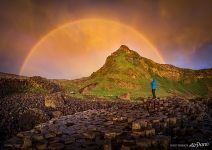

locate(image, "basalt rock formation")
(3, 97), (212, 150)
(0, 73), (61, 98)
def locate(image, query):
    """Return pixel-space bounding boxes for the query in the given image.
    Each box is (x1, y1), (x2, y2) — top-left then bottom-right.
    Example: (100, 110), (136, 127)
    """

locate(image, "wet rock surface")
(3, 97), (212, 149)
(0, 93), (116, 146)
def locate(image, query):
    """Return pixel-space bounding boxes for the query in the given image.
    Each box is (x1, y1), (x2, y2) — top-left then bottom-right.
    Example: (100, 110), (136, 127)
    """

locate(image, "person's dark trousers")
(152, 89), (156, 99)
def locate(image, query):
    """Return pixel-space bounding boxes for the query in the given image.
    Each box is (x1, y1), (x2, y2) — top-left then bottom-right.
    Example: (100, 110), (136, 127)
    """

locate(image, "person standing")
(151, 79), (157, 99)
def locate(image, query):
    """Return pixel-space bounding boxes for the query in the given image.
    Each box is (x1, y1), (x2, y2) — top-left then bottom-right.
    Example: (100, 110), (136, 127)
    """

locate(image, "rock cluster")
(29, 76), (61, 93)
(0, 78), (29, 98)
(0, 76), (61, 98)
(0, 93), (120, 145)
(3, 97), (212, 149)
(44, 92), (65, 108)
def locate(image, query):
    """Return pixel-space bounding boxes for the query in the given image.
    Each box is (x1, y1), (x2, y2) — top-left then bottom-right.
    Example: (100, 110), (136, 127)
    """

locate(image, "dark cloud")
(189, 42), (212, 69)
(0, 0), (212, 75)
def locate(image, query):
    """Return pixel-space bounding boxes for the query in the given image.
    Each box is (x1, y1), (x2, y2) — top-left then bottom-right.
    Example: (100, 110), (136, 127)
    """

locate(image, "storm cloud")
(0, 0), (212, 75)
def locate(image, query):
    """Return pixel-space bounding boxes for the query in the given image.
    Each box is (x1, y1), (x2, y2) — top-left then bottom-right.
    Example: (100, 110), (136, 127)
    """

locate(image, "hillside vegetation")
(58, 45), (212, 99)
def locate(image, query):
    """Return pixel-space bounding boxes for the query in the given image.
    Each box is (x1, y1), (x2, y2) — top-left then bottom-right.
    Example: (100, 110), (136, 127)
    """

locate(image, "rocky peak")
(114, 45), (132, 54)
(111, 45), (141, 59)
(119, 45), (130, 51)
(91, 45), (143, 78)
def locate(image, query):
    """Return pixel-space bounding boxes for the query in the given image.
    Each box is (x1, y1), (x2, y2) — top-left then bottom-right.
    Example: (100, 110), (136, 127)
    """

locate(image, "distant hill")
(59, 45), (212, 99)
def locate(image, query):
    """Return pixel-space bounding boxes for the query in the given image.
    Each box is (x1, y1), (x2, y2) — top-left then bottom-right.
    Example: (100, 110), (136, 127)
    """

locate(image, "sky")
(0, 0), (212, 79)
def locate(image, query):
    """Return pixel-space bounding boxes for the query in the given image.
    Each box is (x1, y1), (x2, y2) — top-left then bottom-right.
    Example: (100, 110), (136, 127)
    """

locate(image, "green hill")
(58, 45), (212, 99)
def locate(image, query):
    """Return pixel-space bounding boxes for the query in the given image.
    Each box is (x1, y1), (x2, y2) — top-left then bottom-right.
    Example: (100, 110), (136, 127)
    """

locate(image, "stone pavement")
(3, 97), (212, 150)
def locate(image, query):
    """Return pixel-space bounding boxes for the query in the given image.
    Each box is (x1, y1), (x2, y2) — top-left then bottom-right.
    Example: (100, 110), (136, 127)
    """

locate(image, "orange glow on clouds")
(20, 18), (165, 79)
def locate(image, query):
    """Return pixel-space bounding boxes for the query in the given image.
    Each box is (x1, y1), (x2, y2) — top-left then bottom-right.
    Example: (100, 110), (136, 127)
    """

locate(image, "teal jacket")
(151, 79), (157, 90)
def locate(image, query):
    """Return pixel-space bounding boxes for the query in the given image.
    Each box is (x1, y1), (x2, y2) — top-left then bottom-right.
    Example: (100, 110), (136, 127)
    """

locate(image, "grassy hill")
(58, 45), (212, 99)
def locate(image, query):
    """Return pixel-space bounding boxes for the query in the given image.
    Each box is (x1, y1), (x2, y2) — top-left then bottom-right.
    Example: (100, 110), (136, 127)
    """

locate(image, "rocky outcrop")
(0, 78), (29, 98)
(29, 76), (61, 93)
(0, 75), (61, 98)
(44, 92), (65, 108)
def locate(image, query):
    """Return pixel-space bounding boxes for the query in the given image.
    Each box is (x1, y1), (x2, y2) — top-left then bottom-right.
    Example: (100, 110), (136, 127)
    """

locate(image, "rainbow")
(19, 18), (165, 75)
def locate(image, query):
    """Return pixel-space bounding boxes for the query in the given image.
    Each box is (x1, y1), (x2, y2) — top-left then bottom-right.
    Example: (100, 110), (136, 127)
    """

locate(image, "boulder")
(52, 111), (62, 118)
(145, 128), (155, 137)
(118, 93), (130, 100)
(44, 92), (64, 108)
(132, 119), (148, 130)
(132, 121), (141, 130)
(83, 131), (96, 140)
(168, 117), (177, 126)
(131, 131), (145, 138)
